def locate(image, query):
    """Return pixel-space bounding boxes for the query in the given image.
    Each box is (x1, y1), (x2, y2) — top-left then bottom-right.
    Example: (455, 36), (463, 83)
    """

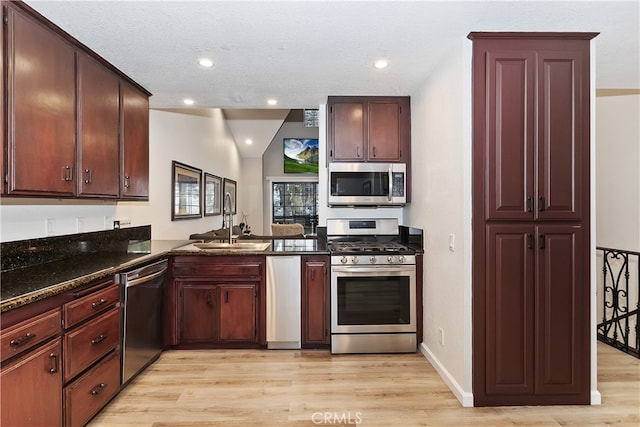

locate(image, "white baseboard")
(591, 390), (602, 405)
(419, 342), (474, 407)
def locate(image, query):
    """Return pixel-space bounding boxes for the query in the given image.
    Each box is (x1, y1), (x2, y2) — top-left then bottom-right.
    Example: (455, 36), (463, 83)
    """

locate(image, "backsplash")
(1, 225), (151, 272)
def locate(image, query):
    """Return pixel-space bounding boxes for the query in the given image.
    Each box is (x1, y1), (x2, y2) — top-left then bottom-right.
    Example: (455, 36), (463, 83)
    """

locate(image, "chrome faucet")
(223, 192), (233, 244)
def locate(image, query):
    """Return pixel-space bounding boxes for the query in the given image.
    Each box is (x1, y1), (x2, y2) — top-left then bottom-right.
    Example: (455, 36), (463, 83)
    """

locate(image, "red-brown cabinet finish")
(217, 284), (257, 342)
(6, 4), (76, 196)
(1, 338), (63, 426)
(120, 81), (149, 200)
(180, 284), (218, 343)
(301, 256), (330, 348)
(470, 32), (595, 406)
(77, 53), (120, 198)
(328, 96), (410, 164)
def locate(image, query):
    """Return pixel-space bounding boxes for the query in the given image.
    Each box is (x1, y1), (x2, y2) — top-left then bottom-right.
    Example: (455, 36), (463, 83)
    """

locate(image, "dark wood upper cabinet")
(471, 32), (595, 406)
(77, 54), (120, 198)
(120, 82), (149, 200)
(6, 5), (76, 196)
(484, 46), (587, 222)
(328, 96), (410, 163)
(2, 1), (150, 201)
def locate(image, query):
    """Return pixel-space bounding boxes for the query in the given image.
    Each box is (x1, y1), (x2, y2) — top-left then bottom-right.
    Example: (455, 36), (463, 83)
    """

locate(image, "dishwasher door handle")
(126, 267), (168, 288)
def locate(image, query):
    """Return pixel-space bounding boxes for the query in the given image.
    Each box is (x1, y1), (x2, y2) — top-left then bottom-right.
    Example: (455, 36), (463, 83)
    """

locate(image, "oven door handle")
(332, 266), (415, 274)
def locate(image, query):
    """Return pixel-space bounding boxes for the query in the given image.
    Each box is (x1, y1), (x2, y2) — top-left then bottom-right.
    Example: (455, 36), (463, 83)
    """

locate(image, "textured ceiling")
(27, 0), (640, 111)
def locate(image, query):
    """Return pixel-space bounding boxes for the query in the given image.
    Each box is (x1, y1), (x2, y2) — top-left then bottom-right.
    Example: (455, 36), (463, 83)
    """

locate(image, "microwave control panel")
(392, 172), (405, 197)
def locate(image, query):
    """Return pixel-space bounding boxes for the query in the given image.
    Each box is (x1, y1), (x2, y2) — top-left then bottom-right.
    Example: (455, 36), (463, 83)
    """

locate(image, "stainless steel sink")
(193, 242), (271, 252)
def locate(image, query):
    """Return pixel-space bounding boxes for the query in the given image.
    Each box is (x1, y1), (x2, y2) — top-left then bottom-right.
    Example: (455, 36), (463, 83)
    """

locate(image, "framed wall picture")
(171, 161), (202, 220)
(222, 178), (237, 214)
(204, 173), (222, 216)
(283, 138), (319, 173)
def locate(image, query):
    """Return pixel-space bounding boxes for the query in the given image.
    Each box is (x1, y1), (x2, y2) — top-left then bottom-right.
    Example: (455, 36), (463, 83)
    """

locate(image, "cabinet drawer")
(64, 283), (120, 329)
(174, 262), (262, 279)
(64, 307), (120, 381)
(64, 349), (120, 427)
(1, 309), (61, 362)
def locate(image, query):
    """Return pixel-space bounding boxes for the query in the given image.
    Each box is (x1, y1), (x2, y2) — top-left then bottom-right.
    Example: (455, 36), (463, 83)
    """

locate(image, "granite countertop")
(0, 240), (192, 313)
(1, 238), (329, 313)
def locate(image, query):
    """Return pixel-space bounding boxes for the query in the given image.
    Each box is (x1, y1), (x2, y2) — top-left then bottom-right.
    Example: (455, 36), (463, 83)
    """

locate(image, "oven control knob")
(340, 256), (348, 264)
(387, 256), (394, 264)
(351, 256), (359, 264)
(369, 256), (377, 264)
(398, 255), (406, 264)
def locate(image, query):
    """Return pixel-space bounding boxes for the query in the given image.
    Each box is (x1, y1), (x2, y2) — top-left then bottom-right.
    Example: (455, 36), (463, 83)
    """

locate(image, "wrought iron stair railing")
(597, 246), (640, 359)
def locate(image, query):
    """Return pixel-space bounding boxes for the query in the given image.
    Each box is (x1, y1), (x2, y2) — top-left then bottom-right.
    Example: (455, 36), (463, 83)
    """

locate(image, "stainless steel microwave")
(328, 163), (406, 206)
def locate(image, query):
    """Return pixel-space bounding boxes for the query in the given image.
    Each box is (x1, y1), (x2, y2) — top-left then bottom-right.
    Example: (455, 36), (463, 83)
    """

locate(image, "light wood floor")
(89, 343), (640, 426)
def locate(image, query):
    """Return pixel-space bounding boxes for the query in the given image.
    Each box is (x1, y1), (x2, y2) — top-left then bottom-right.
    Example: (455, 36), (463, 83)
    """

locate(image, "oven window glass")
(336, 276), (411, 325)
(330, 172), (389, 196)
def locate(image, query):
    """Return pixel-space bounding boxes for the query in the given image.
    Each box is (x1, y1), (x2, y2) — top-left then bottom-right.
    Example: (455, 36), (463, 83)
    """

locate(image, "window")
(272, 182), (318, 234)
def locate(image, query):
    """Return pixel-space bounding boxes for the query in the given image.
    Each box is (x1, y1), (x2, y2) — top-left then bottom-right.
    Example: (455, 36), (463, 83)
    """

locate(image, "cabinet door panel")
(302, 259), (329, 345)
(77, 54), (120, 197)
(7, 8), (76, 196)
(485, 224), (535, 395)
(535, 225), (586, 395)
(330, 102), (365, 160)
(121, 82), (149, 199)
(1, 338), (62, 426)
(368, 101), (401, 161)
(536, 51), (585, 221)
(485, 51), (535, 220)
(181, 285), (217, 343)
(218, 285), (256, 342)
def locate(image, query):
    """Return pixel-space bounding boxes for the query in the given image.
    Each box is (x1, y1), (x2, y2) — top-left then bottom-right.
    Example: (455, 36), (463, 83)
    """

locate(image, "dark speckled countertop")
(1, 232), (329, 313)
(0, 240), (193, 312)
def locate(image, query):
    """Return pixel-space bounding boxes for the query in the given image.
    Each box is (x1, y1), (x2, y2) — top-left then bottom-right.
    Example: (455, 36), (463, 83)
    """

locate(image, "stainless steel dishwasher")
(118, 259), (168, 385)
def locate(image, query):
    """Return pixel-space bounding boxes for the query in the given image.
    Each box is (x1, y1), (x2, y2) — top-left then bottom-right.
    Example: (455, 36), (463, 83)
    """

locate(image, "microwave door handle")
(388, 166), (393, 202)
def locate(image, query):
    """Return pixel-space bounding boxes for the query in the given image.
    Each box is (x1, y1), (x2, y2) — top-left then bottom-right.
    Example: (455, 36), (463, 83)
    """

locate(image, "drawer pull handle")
(10, 332), (36, 347)
(49, 353), (59, 374)
(91, 383), (107, 396)
(92, 298), (108, 308)
(91, 334), (107, 345)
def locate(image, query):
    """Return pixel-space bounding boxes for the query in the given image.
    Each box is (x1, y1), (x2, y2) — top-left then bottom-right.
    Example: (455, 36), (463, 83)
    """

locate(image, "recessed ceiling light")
(198, 58), (213, 68)
(267, 99), (278, 106)
(245, 139), (253, 145)
(183, 98), (195, 105)
(374, 59), (388, 69)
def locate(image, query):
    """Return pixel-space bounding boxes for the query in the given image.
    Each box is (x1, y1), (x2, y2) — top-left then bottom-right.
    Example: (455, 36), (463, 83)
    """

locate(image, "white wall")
(405, 38), (473, 406)
(116, 109), (241, 240)
(595, 94), (640, 251)
(239, 157), (264, 235)
(0, 109), (242, 242)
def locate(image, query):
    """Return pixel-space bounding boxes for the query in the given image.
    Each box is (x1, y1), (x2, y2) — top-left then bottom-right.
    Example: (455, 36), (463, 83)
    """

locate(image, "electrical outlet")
(76, 217), (86, 232)
(439, 328), (445, 346)
(448, 234), (455, 252)
(104, 216), (111, 229)
(46, 218), (55, 236)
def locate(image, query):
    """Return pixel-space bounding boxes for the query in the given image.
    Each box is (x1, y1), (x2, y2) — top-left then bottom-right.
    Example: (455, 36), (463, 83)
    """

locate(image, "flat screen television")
(283, 138), (319, 174)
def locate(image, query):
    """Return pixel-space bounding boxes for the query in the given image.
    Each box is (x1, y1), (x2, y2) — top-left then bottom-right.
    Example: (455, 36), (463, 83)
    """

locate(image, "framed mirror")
(171, 161), (202, 220)
(204, 173), (222, 216)
(223, 178), (237, 214)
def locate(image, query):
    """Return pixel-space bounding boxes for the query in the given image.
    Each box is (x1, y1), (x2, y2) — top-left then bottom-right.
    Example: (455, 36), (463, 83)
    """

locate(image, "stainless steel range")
(327, 218), (417, 354)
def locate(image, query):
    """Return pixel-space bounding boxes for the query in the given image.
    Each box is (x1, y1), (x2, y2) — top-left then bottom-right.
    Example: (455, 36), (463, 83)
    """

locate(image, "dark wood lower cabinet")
(1, 338), (63, 426)
(64, 349), (120, 427)
(480, 223), (588, 405)
(301, 256), (330, 348)
(172, 256), (266, 348)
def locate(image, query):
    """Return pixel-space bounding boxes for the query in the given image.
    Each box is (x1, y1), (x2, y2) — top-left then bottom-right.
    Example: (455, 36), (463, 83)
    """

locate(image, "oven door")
(331, 265), (416, 334)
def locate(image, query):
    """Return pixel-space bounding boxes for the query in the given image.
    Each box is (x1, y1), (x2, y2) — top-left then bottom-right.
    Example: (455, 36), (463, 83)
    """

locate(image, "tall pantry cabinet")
(469, 32), (597, 406)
